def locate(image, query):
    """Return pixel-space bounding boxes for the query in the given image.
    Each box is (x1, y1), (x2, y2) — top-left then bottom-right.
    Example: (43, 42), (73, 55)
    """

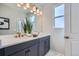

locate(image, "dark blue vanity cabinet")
(0, 36), (50, 56)
(39, 36), (50, 56)
(10, 44), (39, 56)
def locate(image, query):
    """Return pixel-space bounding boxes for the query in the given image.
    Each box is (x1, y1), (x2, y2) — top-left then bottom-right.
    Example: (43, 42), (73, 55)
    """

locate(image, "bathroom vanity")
(0, 33), (50, 56)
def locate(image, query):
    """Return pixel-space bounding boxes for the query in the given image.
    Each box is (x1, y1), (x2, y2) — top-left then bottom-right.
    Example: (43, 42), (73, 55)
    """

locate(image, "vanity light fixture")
(17, 3), (43, 16)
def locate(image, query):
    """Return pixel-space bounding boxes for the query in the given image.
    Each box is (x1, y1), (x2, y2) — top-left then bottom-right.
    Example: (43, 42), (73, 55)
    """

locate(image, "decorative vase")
(26, 33), (32, 37)
(24, 33), (27, 36)
(32, 32), (39, 37)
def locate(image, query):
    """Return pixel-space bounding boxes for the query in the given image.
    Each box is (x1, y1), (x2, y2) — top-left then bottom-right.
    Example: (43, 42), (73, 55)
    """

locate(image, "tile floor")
(45, 49), (64, 56)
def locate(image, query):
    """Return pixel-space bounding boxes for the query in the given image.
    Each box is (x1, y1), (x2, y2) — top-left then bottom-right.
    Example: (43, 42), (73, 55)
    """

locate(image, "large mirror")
(0, 3), (38, 35)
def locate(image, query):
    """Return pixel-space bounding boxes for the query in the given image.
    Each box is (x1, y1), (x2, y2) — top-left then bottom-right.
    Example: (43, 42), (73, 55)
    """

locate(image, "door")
(65, 3), (79, 56)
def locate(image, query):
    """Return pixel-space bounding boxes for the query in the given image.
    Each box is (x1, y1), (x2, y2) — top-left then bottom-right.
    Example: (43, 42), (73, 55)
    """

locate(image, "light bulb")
(40, 11), (42, 15)
(26, 3), (30, 8)
(30, 10), (33, 13)
(23, 7), (27, 10)
(17, 3), (21, 7)
(37, 13), (40, 16)
(37, 9), (40, 13)
(33, 6), (36, 11)
(20, 3), (24, 5)
(34, 12), (36, 14)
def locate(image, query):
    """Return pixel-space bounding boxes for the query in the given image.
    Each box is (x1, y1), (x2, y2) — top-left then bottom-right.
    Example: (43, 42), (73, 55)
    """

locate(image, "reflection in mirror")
(16, 15), (36, 33)
(16, 18), (23, 33)
(26, 13), (36, 32)
(0, 3), (38, 35)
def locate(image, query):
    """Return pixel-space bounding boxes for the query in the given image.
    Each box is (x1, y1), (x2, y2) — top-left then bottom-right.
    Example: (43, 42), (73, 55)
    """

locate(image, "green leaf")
(22, 17), (32, 34)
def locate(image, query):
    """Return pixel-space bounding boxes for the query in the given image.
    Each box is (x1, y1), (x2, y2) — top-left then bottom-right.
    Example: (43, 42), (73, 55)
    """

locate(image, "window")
(55, 4), (64, 28)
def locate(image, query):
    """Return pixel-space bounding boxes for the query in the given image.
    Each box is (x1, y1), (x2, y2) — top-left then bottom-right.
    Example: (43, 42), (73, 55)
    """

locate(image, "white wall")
(36, 15), (43, 32)
(0, 4), (26, 35)
(41, 4), (55, 50)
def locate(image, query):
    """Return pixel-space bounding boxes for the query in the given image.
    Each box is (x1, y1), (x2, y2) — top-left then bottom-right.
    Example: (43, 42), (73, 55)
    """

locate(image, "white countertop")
(0, 33), (50, 49)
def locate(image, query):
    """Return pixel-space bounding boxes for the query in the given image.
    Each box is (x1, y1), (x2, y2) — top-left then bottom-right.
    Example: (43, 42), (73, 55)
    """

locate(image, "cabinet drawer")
(10, 44), (39, 56)
(40, 36), (50, 41)
(10, 48), (30, 56)
(4, 39), (38, 55)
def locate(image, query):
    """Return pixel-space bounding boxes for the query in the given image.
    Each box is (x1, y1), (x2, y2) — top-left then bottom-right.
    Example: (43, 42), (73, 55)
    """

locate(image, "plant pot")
(26, 33), (32, 37)
(24, 33), (27, 36)
(32, 32), (39, 37)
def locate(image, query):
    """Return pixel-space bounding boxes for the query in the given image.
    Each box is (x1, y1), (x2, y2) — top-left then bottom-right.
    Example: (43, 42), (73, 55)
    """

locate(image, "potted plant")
(22, 18), (27, 35)
(22, 17), (32, 36)
(26, 18), (32, 37)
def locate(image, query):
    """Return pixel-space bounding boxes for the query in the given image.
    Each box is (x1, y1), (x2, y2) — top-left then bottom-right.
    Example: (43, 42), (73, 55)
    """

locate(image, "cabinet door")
(0, 49), (4, 56)
(10, 49), (30, 56)
(29, 44), (39, 56)
(10, 50), (25, 56)
(39, 36), (50, 56)
(25, 49), (30, 56)
(39, 40), (45, 56)
(44, 38), (50, 54)
(11, 44), (39, 56)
